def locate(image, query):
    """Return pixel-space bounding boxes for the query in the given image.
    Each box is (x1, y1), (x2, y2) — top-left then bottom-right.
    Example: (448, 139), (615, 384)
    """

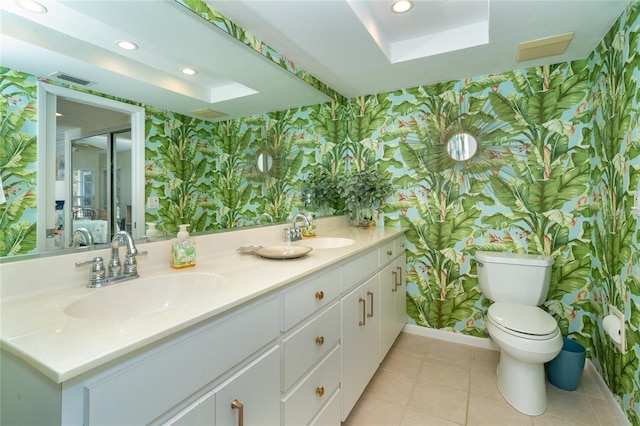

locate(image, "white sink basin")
(293, 237), (355, 249)
(65, 272), (227, 320)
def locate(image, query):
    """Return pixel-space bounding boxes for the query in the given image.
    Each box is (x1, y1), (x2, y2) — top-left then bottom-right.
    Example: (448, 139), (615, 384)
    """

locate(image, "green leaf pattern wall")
(1, 1), (639, 422)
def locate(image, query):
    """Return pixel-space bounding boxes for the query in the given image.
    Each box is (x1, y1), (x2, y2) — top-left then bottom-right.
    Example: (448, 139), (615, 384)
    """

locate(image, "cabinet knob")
(315, 386), (325, 397)
(387, 250), (393, 256)
(315, 336), (325, 346)
(231, 399), (244, 426)
(315, 290), (324, 301)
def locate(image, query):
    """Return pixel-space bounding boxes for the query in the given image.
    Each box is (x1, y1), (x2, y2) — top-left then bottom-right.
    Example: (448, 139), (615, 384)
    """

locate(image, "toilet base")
(496, 350), (548, 416)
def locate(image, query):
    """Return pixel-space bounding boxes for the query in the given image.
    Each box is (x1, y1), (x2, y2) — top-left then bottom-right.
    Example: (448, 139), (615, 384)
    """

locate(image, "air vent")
(49, 72), (96, 87)
(191, 108), (227, 120)
(517, 32), (574, 62)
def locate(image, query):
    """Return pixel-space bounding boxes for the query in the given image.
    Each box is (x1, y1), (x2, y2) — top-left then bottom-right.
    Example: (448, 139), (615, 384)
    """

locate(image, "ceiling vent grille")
(517, 32), (574, 62)
(49, 72), (96, 87)
(191, 108), (227, 120)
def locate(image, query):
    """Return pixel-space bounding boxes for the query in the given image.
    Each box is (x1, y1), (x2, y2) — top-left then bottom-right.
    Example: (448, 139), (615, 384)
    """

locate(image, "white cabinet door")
(393, 254), (407, 338)
(164, 390), (216, 426)
(379, 254), (407, 361)
(215, 346), (280, 426)
(341, 274), (380, 421)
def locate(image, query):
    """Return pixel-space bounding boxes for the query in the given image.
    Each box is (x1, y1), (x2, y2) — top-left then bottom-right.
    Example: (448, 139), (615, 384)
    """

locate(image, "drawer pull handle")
(231, 399), (244, 426)
(315, 291), (324, 301)
(391, 271), (398, 292)
(316, 386), (325, 397)
(316, 336), (325, 346)
(387, 250), (393, 256)
(359, 298), (366, 326)
(396, 266), (403, 289)
(367, 291), (374, 318)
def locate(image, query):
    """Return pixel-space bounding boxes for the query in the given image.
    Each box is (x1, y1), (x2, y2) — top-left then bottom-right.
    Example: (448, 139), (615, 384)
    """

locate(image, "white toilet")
(476, 251), (563, 416)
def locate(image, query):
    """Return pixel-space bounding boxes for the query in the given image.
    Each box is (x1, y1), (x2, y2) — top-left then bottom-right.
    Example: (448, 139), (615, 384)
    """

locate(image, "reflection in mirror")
(36, 82), (145, 255)
(447, 132), (478, 161)
(256, 151), (274, 173)
(70, 129), (132, 246)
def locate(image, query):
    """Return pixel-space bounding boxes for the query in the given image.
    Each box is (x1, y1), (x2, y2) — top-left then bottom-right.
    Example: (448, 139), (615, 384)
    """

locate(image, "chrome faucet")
(75, 230), (146, 288)
(258, 212), (274, 224)
(71, 227), (94, 247)
(285, 213), (310, 242)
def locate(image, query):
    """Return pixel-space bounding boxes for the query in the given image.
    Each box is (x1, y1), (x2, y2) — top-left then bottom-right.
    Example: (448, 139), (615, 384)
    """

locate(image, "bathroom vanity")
(0, 217), (406, 425)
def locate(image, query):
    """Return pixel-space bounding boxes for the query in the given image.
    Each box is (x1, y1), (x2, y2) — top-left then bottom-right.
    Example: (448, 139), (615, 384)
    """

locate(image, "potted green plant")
(338, 167), (394, 227)
(305, 168), (344, 216)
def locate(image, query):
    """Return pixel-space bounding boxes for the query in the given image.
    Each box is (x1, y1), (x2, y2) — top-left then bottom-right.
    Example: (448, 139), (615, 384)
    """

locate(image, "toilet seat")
(488, 302), (559, 340)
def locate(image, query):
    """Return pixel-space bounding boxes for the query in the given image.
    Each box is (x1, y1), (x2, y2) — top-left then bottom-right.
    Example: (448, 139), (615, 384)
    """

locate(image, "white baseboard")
(402, 324), (629, 425)
(402, 324), (499, 350)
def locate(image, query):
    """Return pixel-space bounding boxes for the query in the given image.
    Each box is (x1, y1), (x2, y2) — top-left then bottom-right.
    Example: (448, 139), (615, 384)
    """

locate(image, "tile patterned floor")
(343, 332), (624, 426)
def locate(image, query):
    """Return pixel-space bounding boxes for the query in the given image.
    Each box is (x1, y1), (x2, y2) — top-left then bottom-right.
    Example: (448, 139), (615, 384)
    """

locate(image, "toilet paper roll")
(603, 314), (622, 344)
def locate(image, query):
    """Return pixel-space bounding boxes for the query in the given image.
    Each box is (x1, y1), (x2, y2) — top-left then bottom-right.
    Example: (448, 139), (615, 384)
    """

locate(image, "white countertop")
(0, 219), (405, 383)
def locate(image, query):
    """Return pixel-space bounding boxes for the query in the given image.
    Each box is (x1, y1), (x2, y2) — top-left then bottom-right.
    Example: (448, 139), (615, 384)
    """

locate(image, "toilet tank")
(476, 251), (553, 306)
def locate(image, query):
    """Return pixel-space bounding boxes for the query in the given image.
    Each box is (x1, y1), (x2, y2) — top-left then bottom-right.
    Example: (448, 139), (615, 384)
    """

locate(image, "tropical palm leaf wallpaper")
(1, 1), (639, 423)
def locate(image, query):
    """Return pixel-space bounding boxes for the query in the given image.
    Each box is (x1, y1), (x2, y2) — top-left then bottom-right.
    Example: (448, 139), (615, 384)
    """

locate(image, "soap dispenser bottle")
(302, 212), (317, 238)
(171, 224), (196, 269)
(146, 222), (159, 238)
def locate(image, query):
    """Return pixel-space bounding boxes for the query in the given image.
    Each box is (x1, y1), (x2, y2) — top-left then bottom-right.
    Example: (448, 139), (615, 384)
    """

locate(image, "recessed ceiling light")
(18, 0), (47, 13)
(117, 40), (138, 50)
(391, 0), (413, 13)
(181, 68), (198, 76)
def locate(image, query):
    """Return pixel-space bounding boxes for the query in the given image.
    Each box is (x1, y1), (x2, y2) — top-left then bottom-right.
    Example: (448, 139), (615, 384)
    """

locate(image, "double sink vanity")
(0, 216), (406, 425)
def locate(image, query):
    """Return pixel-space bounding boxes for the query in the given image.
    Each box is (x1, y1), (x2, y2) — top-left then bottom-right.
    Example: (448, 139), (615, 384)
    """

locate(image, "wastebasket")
(545, 337), (586, 391)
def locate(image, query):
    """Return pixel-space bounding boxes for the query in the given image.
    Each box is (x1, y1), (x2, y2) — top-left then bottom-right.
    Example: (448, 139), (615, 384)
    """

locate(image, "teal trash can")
(545, 337), (586, 391)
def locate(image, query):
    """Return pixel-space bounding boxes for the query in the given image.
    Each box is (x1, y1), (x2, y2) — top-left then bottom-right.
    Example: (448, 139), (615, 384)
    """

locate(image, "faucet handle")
(124, 251), (147, 275)
(75, 257), (106, 287)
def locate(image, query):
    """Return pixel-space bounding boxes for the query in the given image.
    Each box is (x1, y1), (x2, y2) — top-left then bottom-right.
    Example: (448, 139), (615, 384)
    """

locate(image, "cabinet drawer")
(341, 248), (378, 292)
(282, 346), (341, 426)
(282, 302), (340, 391)
(379, 236), (406, 267)
(379, 239), (396, 267)
(214, 346), (280, 426)
(310, 388), (341, 426)
(84, 297), (279, 425)
(282, 268), (340, 331)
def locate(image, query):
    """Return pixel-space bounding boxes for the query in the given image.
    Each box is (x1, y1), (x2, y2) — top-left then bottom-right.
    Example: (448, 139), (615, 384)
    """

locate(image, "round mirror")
(256, 151), (274, 173)
(447, 132), (478, 161)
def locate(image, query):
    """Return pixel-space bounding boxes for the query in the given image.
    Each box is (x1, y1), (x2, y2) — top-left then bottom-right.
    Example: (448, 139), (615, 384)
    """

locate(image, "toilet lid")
(488, 302), (558, 336)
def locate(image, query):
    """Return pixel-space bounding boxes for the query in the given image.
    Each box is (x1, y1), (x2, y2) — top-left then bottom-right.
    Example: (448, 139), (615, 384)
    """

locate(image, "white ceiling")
(209, 0), (629, 98)
(0, 0), (629, 121)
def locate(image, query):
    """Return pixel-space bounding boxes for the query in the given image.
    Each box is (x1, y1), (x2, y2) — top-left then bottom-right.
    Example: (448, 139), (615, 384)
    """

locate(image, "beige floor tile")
(407, 381), (468, 425)
(401, 407), (463, 426)
(381, 347), (425, 378)
(545, 385), (599, 425)
(348, 333), (626, 426)
(532, 413), (585, 425)
(468, 366), (502, 401)
(467, 393), (533, 426)
(426, 340), (473, 367)
(362, 368), (416, 407)
(470, 348), (500, 372)
(576, 368), (605, 399)
(392, 332), (431, 357)
(417, 357), (470, 391)
(343, 397), (404, 426)
(587, 395), (624, 426)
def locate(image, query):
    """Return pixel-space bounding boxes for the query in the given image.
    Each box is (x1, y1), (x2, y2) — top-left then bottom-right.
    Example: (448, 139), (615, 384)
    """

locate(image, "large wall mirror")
(37, 83), (145, 253)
